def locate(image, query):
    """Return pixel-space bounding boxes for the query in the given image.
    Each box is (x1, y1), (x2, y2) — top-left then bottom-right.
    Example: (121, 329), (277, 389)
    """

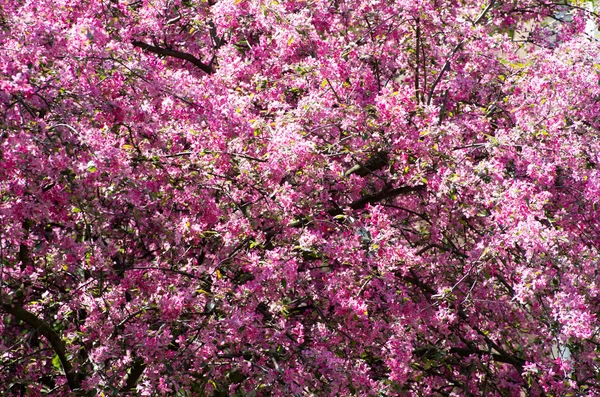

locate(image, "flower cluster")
(1, 0), (600, 395)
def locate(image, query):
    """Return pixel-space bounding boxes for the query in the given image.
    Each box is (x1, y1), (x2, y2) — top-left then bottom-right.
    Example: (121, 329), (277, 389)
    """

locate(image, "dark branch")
(473, 0), (497, 24)
(132, 40), (214, 74)
(347, 184), (426, 211)
(1, 303), (82, 391)
(413, 345), (526, 367)
(122, 357), (147, 393)
(426, 42), (463, 106)
(344, 151), (389, 177)
(291, 184), (426, 227)
(450, 346), (525, 367)
(416, 243), (469, 258)
(426, 0), (496, 106)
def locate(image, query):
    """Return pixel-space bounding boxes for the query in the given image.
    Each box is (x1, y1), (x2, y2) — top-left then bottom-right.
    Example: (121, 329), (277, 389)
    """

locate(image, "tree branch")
(414, 345), (525, 367)
(346, 184), (426, 211)
(291, 184), (426, 227)
(344, 151), (389, 177)
(451, 346), (525, 368)
(122, 357), (147, 393)
(132, 41), (214, 74)
(1, 303), (82, 391)
(474, 0), (497, 25)
(426, 42), (463, 106)
(426, 0), (498, 106)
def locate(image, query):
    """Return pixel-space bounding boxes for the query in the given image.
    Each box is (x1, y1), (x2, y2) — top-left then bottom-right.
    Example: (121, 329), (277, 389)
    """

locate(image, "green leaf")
(249, 240), (261, 249)
(51, 354), (61, 370)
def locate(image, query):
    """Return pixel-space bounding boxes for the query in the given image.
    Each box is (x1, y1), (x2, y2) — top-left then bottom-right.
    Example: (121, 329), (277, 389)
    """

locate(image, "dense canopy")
(2, 0), (600, 395)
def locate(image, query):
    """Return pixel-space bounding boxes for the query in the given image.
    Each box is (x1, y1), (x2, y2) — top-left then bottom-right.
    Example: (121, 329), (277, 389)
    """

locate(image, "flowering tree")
(2, 0), (600, 395)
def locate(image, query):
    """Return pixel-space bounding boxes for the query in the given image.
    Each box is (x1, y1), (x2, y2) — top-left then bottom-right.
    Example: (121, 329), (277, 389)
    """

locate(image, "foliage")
(2, 0), (600, 395)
